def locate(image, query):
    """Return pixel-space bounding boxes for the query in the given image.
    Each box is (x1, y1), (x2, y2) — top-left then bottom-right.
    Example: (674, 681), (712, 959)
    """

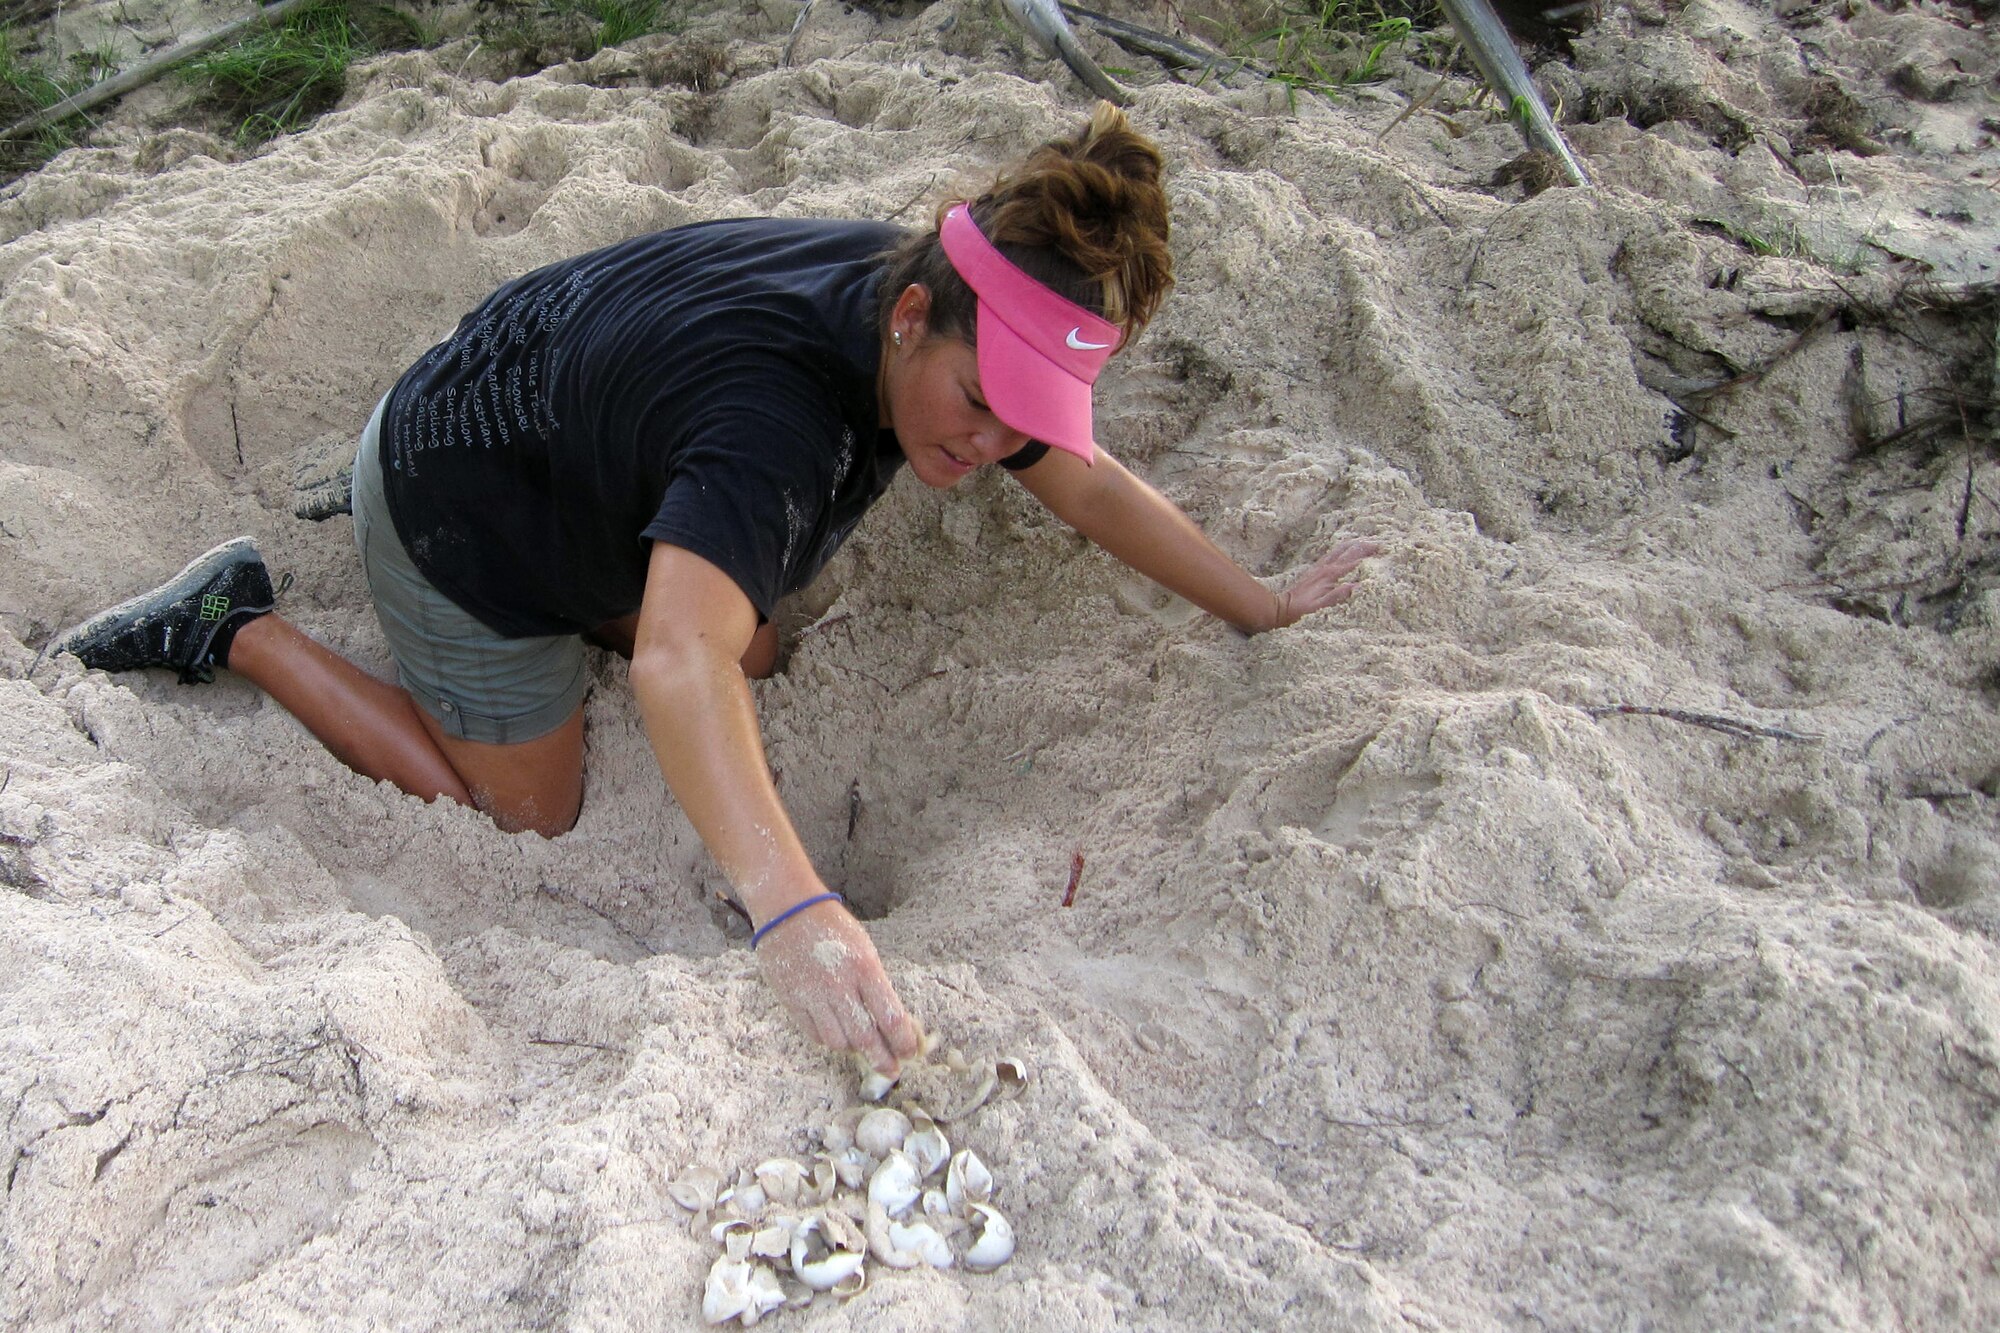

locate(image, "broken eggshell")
(753, 1158), (808, 1209)
(855, 1107), (912, 1158)
(693, 1035), (1022, 1312)
(964, 1202), (1016, 1271)
(671, 1165), (724, 1213)
(718, 1166), (769, 1218)
(824, 1145), (871, 1190)
(865, 1203), (953, 1269)
(935, 1069), (995, 1123)
(945, 1149), (994, 1214)
(702, 1255), (786, 1326)
(867, 1150), (922, 1217)
(888, 1217), (955, 1270)
(864, 1201), (918, 1270)
(801, 1157), (838, 1208)
(905, 1118), (950, 1179)
(749, 1221), (794, 1261)
(854, 1054), (897, 1102)
(788, 1215), (867, 1291)
(819, 1202), (869, 1255)
(822, 1110), (860, 1153)
(710, 1219), (756, 1262)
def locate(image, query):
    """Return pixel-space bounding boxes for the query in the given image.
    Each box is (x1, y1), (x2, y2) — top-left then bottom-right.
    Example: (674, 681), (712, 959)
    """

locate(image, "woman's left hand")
(1268, 539), (1380, 630)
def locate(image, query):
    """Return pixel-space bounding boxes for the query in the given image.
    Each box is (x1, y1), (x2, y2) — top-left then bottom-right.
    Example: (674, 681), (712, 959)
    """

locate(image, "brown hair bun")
(878, 102), (1175, 349)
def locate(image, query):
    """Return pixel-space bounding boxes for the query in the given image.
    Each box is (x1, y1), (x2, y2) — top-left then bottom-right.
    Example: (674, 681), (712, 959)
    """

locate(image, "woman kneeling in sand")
(53, 104), (1375, 1077)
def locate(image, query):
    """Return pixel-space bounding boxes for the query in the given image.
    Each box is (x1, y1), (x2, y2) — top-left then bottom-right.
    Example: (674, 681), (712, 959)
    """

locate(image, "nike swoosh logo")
(1066, 329), (1112, 350)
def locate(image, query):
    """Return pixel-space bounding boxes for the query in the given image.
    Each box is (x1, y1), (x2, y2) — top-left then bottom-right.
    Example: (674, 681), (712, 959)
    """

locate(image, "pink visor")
(938, 204), (1121, 464)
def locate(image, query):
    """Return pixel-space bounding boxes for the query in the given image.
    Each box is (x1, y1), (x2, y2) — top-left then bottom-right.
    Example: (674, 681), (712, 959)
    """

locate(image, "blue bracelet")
(751, 892), (845, 949)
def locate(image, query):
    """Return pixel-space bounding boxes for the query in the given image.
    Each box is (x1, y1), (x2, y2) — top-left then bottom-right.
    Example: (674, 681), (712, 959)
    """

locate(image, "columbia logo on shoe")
(48, 537), (276, 683)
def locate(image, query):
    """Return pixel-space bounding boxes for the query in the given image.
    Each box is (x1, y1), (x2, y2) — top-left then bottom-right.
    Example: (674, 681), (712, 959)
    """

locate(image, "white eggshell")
(945, 1149), (993, 1214)
(888, 1218), (955, 1270)
(867, 1150), (922, 1217)
(964, 1203), (1015, 1271)
(855, 1108), (912, 1158)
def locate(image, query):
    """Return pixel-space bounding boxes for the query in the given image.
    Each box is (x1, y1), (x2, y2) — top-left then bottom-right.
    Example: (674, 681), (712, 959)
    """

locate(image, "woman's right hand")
(631, 546), (920, 1074)
(753, 898), (920, 1076)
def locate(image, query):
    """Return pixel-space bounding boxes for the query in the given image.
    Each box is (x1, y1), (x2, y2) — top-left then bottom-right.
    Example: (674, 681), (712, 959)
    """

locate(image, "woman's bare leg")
(232, 612), (585, 834)
(226, 614), (474, 807)
(414, 706), (584, 837)
(228, 614), (586, 836)
(740, 621), (780, 680)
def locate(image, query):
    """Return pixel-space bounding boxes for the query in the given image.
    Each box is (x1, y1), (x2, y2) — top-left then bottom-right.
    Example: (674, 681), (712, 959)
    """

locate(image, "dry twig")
(529, 1036), (624, 1054)
(1585, 704), (1822, 743)
(1061, 850), (1084, 907)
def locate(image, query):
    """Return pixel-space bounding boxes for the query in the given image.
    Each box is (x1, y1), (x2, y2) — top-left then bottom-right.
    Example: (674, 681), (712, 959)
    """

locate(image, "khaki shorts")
(350, 396), (588, 745)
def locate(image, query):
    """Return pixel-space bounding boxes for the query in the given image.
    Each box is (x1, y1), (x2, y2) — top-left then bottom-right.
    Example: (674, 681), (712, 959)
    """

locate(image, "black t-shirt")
(379, 218), (920, 637)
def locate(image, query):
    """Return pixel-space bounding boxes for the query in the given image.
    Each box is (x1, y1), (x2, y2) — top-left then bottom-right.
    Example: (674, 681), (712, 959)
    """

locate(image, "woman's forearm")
(1019, 449), (1377, 632)
(633, 544), (826, 924)
(1027, 453), (1279, 632)
(632, 650), (825, 922)
(1092, 477), (1277, 631)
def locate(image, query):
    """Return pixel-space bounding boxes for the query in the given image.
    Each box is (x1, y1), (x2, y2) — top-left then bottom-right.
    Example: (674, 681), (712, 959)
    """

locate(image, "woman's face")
(880, 296), (1032, 489)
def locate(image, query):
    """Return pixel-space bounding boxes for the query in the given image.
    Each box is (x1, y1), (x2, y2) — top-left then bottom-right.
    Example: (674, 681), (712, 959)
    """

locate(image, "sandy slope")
(2, 1), (1997, 1327)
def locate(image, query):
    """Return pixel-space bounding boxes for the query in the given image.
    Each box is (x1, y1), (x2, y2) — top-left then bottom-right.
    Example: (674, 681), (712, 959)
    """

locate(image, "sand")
(3, 0), (1998, 1327)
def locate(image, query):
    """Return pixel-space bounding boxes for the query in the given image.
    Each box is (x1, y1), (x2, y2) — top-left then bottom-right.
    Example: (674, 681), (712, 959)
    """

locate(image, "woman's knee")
(429, 708), (586, 837)
(477, 784), (582, 837)
(742, 621), (780, 679)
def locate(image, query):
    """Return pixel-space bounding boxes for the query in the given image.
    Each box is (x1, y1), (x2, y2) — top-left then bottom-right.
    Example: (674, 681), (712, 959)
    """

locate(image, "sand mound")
(3, 1), (1997, 1327)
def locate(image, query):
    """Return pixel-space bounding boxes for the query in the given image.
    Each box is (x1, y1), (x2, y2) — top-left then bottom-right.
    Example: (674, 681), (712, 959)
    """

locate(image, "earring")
(892, 330), (904, 347)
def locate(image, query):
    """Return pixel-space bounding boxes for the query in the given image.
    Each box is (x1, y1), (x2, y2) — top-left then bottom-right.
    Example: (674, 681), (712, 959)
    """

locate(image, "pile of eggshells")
(676, 1054), (1027, 1325)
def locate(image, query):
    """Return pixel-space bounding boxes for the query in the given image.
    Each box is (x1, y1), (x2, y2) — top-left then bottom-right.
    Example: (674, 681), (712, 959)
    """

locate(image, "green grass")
(180, 1), (366, 147)
(1694, 214), (1871, 275)
(363, 2), (448, 50)
(1, 24), (83, 115)
(481, 0), (673, 68)
(571, 0), (665, 53)
(0, 23), (91, 172)
(3, 3), (449, 176)
(1197, 0), (1436, 105)
(68, 42), (123, 85)
(0, 24), (67, 111)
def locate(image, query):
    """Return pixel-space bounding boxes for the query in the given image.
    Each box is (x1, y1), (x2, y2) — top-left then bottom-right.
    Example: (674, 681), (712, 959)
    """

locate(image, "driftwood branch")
(1059, 4), (1261, 83)
(1586, 704), (1823, 743)
(781, 0), (818, 67)
(1435, 0), (1589, 186)
(1062, 0), (1589, 186)
(2, 0), (318, 143)
(999, 0), (1130, 106)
